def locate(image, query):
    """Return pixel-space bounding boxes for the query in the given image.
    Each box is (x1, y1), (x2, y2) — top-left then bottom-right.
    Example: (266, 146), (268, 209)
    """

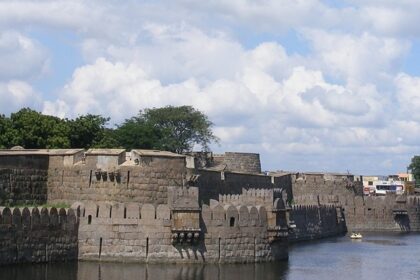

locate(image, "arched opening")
(229, 217), (235, 227)
(88, 215), (92, 225)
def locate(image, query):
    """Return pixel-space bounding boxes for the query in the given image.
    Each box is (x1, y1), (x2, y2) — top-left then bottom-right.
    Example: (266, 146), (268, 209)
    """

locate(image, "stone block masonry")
(76, 193), (288, 264)
(216, 152), (262, 174)
(344, 195), (420, 232)
(0, 153), (49, 206)
(0, 206), (79, 265)
(288, 205), (346, 242)
(47, 149), (186, 206)
(194, 170), (279, 206)
(0, 149), (352, 265)
(187, 152), (262, 174)
(284, 171), (420, 232)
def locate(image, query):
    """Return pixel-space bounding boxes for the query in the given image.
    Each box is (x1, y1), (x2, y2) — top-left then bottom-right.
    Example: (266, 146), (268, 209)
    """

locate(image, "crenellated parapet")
(206, 187), (291, 244)
(74, 202), (172, 226)
(0, 206), (79, 265)
(200, 197), (288, 263)
(0, 206), (78, 230)
(202, 203), (268, 229)
(218, 188), (274, 207)
(293, 194), (341, 206)
(75, 199), (206, 262)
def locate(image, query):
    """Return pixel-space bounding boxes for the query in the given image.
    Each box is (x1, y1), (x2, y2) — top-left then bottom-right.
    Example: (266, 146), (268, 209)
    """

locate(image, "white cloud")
(1, 0), (420, 174)
(0, 31), (49, 81)
(174, 0), (346, 33)
(80, 24), (245, 85)
(43, 42), (410, 167)
(357, 1), (420, 37)
(395, 73), (420, 122)
(303, 30), (410, 85)
(0, 80), (42, 114)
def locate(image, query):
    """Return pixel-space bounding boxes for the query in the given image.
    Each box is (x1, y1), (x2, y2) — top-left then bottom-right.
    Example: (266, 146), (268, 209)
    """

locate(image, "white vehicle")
(363, 180), (404, 195)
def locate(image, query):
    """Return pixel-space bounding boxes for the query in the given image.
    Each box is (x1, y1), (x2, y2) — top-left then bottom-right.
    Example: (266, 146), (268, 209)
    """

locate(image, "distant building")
(389, 173), (414, 182)
(362, 173), (413, 195)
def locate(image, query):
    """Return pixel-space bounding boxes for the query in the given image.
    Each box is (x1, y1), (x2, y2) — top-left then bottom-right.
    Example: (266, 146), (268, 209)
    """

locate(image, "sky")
(1, 0), (420, 175)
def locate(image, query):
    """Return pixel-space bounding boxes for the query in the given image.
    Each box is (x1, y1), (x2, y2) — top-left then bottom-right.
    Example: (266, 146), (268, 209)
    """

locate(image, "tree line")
(0, 106), (218, 153)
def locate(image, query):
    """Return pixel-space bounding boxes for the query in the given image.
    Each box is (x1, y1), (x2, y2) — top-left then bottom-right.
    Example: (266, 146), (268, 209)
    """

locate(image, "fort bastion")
(0, 149), (348, 265)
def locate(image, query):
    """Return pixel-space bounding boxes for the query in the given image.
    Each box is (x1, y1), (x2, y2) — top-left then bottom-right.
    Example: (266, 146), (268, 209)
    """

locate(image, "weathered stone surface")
(0, 149), (352, 265)
(0, 206), (78, 265)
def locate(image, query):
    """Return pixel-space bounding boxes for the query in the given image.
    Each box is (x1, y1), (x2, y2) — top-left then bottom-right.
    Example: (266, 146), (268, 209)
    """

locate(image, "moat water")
(1, 233), (420, 280)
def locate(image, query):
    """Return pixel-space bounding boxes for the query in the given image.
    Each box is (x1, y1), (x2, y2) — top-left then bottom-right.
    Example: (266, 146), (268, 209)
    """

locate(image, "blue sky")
(1, 0), (420, 175)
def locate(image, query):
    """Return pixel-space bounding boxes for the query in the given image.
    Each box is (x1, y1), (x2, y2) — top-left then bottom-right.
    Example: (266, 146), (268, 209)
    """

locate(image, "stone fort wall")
(343, 195), (420, 232)
(47, 157), (185, 206)
(0, 206), (78, 265)
(281, 172), (420, 232)
(47, 149), (186, 206)
(76, 197), (287, 263)
(288, 204), (346, 242)
(187, 152), (262, 174)
(193, 170), (293, 207)
(212, 152), (262, 174)
(0, 149), (350, 265)
(284, 173), (363, 199)
(0, 153), (49, 205)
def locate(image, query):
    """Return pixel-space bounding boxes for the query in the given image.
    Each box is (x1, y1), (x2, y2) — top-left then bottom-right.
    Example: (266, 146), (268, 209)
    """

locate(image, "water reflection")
(2, 233), (420, 280)
(364, 239), (406, 246)
(0, 261), (289, 280)
(0, 262), (78, 280)
(79, 262), (289, 280)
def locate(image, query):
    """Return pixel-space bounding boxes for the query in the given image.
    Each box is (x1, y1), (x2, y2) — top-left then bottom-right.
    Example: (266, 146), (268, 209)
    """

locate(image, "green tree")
(114, 106), (218, 153)
(94, 128), (121, 149)
(143, 106), (217, 153)
(10, 108), (70, 149)
(68, 114), (110, 148)
(113, 116), (162, 150)
(0, 114), (17, 148)
(408, 156), (420, 182)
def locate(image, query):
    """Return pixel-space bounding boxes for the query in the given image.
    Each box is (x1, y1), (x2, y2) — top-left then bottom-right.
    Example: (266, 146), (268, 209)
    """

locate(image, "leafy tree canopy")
(0, 114), (17, 149)
(0, 106), (218, 153)
(141, 106), (218, 153)
(68, 114), (110, 149)
(10, 108), (70, 149)
(114, 116), (161, 151)
(408, 156), (420, 182)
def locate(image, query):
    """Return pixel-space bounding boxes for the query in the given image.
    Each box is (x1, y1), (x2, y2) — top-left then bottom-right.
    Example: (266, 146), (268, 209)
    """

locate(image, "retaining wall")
(344, 195), (420, 232)
(0, 207), (79, 265)
(288, 205), (346, 242)
(0, 155), (49, 205)
(77, 201), (288, 263)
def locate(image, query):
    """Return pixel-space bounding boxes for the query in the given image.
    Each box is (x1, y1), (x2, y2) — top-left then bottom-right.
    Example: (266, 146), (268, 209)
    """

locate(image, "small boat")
(350, 233), (363, 239)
